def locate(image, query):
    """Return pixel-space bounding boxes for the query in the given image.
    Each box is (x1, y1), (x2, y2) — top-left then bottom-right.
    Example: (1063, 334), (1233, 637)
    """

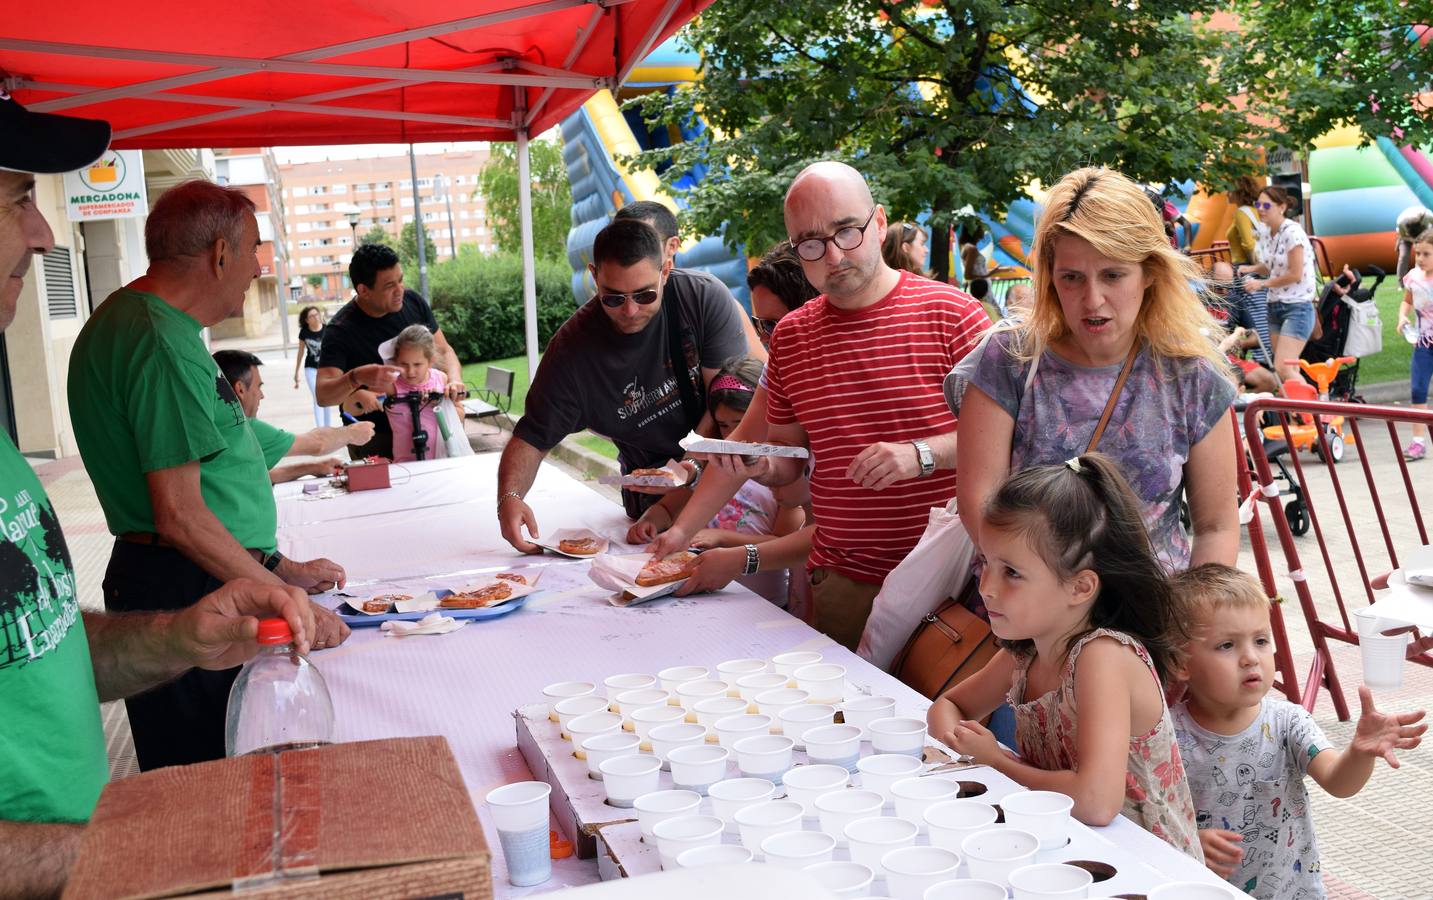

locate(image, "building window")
(42, 246), (78, 319)
(311, 185), (329, 195)
(293, 204), (309, 215)
(296, 222), (311, 233)
(375, 198), (392, 208)
(298, 239), (312, 249)
(400, 197), (413, 207)
(293, 186), (308, 197)
(332, 184), (347, 193)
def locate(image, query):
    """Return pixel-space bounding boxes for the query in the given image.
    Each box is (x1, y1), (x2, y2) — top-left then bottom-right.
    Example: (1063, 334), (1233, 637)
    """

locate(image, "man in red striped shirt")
(761, 162), (990, 649)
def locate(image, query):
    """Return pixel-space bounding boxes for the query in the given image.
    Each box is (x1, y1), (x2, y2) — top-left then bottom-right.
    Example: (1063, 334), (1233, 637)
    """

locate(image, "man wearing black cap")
(0, 91), (317, 896)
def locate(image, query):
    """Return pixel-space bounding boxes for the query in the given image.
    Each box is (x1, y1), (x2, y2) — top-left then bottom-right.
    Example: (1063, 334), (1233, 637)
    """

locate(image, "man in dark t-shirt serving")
(314, 243), (467, 459)
(497, 218), (747, 551)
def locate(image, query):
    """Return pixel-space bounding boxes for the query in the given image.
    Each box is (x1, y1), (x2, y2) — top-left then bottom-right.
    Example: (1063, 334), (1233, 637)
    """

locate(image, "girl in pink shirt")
(386, 325), (449, 463)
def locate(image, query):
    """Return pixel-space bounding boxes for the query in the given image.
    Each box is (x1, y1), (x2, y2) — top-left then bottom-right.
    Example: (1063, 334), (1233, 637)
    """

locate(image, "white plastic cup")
(613, 687), (672, 720)
(580, 731), (640, 780)
(771, 650), (824, 681)
(857, 753), (924, 802)
(1360, 630), (1410, 690)
(923, 799), (999, 851)
(961, 827), (1040, 885)
(717, 657), (769, 687)
(841, 695), (897, 737)
(649, 722), (706, 768)
(598, 755), (661, 808)
(658, 665), (711, 693)
(815, 788), (884, 847)
(736, 671), (790, 706)
(708, 776), (777, 824)
(1008, 862), (1094, 900)
(676, 678), (732, 711)
(844, 815), (919, 876)
(761, 829), (836, 868)
(603, 672), (657, 700)
(778, 703), (837, 749)
(667, 744), (730, 794)
(794, 663), (847, 701)
(566, 711), (622, 758)
(804, 724), (863, 770)
(755, 687), (811, 725)
(652, 814), (724, 870)
(676, 843), (754, 869)
(485, 781), (553, 887)
(714, 713), (773, 750)
(542, 680), (596, 720)
(555, 694), (610, 737)
(868, 717), (927, 757)
(782, 763), (850, 816)
(1001, 790), (1075, 850)
(693, 695), (749, 733)
(1147, 883), (1243, 900)
(733, 799), (804, 858)
(882, 846), (962, 900)
(733, 734), (795, 782)
(923, 878), (1008, 900)
(631, 704), (687, 743)
(807, 860), (876, 898)
(891, 777), (960, 831)
(633, 789), (702, 840)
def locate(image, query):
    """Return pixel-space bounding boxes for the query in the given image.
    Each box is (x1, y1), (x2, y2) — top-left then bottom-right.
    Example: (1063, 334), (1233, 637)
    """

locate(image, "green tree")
(359, 225), (393, 246)
(305, 273), (324, 289)
(476, 139), (573, 259)
(398, 221), (438, 278)
(633, 1), (1262, 280)
(1224, 2), (1433, 149)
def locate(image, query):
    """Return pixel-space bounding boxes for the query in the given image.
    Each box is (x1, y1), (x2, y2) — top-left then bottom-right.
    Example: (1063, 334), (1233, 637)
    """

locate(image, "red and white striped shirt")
(766, 271), (990, 583)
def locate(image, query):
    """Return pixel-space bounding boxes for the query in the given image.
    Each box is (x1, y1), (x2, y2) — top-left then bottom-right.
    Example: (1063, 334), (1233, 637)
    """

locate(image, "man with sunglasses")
(750, 161), (988, 650)
(496, 217), (747, 551)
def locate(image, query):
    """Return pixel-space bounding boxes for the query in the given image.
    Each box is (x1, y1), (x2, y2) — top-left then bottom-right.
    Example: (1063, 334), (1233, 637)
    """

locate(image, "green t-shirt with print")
(69, 289), (277, 553)
(0, 437), (108, 823)
(250, 419), (296, 469)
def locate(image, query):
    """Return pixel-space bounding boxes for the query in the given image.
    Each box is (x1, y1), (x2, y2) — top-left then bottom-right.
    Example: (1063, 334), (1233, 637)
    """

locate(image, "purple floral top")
(970, 330), (1235, 571)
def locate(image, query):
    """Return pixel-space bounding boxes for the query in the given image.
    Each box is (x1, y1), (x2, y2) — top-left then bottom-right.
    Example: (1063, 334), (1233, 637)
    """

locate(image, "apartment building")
(279, 147), (494, 300)
(211, 148), (288, 340)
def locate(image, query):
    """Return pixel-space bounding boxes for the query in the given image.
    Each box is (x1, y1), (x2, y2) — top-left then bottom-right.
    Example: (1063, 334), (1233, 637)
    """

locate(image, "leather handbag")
(890, 580), (998, 699)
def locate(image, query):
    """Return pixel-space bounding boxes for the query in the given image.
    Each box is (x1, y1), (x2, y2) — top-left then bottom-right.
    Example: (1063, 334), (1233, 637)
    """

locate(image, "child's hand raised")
(1351, 685), (1427, 768)
(947, 719), (1001, 766)
(1198, 829), (1244, 878)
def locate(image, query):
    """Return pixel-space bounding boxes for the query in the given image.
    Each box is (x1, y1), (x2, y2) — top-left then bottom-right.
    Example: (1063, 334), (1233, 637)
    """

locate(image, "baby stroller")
(1301, 265), (1386, 402)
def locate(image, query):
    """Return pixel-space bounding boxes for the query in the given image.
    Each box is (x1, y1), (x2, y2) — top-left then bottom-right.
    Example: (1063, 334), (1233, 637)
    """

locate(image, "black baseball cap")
(0, 91), (112, 175)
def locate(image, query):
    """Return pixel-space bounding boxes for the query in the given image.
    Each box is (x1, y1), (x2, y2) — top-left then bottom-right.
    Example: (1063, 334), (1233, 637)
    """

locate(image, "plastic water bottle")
(224, 618), (335, 756)
(1404, 322), (1421, 345)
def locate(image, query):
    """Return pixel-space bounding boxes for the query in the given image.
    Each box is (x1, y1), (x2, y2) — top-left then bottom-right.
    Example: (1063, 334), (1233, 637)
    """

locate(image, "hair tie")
(709, 374), (755, 396)
(1065, 457), (1083, 473)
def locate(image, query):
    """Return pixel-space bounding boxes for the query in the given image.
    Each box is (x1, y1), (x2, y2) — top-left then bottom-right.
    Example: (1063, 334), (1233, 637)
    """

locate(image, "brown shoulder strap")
(1085, 342), (1139, 453)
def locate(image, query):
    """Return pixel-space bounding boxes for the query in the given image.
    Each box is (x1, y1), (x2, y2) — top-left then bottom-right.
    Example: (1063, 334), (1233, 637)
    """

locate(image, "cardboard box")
(64, 737), (491, 900)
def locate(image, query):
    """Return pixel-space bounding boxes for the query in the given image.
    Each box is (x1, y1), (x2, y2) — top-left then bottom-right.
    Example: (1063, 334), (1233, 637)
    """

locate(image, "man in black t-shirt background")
(497, 218), (748, 552)
(315, 243), (468, 459)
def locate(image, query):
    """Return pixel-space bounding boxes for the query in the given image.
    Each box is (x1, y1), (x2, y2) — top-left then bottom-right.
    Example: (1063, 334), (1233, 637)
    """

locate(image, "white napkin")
(380, 612), (467, 637)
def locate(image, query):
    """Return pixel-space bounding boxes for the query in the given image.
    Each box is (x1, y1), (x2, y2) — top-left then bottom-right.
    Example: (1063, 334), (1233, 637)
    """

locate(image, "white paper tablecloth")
(276, 454), (1220, 895)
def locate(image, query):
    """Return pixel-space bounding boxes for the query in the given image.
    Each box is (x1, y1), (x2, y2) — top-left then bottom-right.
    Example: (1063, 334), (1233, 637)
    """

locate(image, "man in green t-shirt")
(68, 180), (352, 771)
(1, 93), (319, 898)
(213, 350), (375, 483)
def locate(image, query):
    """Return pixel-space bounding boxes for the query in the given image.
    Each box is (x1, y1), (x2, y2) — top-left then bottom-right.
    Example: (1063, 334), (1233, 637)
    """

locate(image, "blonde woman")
(955, 167), (1238, 571)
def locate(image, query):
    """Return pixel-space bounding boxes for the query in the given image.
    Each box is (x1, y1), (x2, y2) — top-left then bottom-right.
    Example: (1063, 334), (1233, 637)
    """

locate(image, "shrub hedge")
(428, 250), (576, 362)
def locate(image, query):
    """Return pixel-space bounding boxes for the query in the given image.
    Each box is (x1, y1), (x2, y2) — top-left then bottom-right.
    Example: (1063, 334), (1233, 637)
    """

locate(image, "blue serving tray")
(336, 589), (529, 627)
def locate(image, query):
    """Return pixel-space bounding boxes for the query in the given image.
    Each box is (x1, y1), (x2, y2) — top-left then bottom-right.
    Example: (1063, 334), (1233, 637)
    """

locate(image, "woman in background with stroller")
(1242, 186), (1317, 383)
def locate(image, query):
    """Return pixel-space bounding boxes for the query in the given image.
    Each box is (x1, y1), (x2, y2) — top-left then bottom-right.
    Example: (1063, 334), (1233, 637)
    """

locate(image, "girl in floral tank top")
(927, 453), (1202, 861)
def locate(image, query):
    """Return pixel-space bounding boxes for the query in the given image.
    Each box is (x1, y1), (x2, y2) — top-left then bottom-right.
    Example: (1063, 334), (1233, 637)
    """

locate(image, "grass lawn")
(461, 354), (619, 460)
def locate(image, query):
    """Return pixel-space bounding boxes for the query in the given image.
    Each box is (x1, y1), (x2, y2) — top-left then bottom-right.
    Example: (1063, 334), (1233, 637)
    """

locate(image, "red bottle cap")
(256, 618), (293, 645)
(549, 830), (573, 859)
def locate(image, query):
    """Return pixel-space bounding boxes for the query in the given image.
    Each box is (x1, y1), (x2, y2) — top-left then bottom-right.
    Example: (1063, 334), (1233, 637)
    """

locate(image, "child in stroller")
(1302, 264), (1387, 402)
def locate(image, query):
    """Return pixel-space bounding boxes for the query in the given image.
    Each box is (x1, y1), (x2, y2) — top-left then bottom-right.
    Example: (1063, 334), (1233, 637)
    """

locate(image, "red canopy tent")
(1, 0), (712, 375)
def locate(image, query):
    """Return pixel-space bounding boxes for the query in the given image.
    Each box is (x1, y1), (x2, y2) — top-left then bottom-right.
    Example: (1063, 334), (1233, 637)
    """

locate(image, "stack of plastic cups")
(485, 781), (553, 887)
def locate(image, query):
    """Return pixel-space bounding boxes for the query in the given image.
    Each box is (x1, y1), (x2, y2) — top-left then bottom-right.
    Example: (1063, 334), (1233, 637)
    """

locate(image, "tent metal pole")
(515, 95), (539, 383)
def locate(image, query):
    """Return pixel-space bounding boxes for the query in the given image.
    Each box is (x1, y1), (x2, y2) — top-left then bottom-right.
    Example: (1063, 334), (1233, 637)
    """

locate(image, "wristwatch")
(742, 544), (761, 576)
(912, 439), (935, 477)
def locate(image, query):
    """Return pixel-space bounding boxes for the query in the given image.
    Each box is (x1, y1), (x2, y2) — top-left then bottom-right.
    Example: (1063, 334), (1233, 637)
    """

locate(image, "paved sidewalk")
(30, 334), (1431, 898)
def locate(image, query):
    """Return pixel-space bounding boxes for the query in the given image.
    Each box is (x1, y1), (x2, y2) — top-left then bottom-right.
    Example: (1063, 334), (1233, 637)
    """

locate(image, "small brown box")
(64, 737), (491, 899)
(346, 460), (391, 492)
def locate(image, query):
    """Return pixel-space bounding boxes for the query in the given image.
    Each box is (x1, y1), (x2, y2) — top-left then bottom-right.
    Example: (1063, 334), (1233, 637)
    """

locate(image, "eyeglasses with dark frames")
(597, 288), (660, 309)
(793, 208), (878, 262)
(750, 314), (780, 336)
